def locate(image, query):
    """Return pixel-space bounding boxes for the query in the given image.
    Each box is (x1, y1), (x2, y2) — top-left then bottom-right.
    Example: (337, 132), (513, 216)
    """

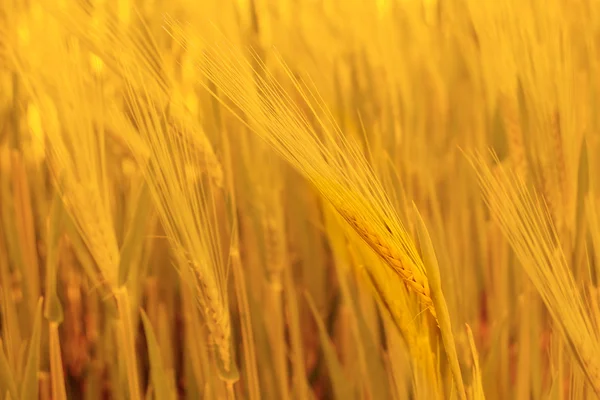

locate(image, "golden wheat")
(3, 0), (600, 398)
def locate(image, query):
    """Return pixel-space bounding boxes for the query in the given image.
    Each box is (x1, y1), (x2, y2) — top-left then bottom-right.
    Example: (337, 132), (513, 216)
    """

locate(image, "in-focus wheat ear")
(163, 17), (437, 319)
(338, 207), (436, 318)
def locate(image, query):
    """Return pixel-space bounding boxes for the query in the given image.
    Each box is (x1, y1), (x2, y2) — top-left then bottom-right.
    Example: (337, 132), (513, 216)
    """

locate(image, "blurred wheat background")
(0, 0), (599, 398)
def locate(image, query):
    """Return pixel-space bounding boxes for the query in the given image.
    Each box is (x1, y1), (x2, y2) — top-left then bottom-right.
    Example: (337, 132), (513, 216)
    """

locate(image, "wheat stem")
(115, 287), (141, 400)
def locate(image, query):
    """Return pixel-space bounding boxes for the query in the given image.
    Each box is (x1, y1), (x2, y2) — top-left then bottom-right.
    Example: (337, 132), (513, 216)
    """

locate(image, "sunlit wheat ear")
(163, 16), (435, 318)
(470, 151), (600, 395)
(120, 60), (237, 379)
(339, 208), (435, 316)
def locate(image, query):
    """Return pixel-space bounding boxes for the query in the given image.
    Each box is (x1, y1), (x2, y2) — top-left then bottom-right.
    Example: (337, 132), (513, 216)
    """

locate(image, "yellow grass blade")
(306, 292), (356, 400)
(19, 297), (43, 400)
(140, 309), (174, 400)
(0, 343), (17, 400)
(413, 204), (466, 399)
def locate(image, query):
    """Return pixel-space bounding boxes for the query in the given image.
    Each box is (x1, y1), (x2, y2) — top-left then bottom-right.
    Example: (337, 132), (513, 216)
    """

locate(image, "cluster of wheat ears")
(1, 0), (600, 399)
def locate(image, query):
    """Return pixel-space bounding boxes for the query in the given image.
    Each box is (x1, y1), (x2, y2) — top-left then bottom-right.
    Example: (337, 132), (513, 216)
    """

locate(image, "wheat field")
(0, 0), (599, 398)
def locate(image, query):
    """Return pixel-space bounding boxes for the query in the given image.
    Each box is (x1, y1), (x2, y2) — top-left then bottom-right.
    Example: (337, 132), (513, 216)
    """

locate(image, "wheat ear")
(340, 210), (436, 318)
(191, 263), (233, 375)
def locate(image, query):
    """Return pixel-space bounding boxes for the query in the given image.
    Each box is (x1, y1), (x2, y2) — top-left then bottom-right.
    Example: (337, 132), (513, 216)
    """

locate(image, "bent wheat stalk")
(164, 17), (466, 398)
